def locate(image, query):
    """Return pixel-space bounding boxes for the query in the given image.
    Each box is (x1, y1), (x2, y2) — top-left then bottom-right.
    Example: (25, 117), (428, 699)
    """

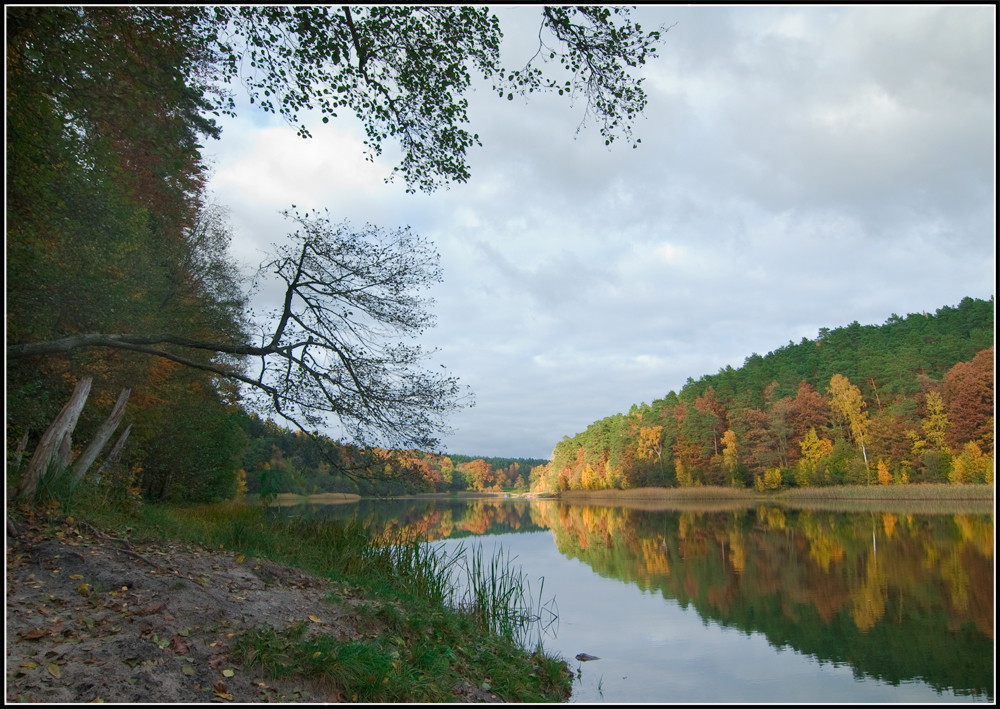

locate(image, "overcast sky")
(205, 5), (996, 460)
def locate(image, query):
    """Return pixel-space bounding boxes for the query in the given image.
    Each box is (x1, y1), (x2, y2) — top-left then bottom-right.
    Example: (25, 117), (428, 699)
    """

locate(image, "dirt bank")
(5, 516), (501, 703)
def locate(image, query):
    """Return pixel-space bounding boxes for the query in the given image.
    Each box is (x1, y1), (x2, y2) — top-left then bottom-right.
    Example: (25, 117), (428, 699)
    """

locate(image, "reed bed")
(776, 483), (994, 501)
(263, 492), (361, 506)
(558, 484), (994, 514)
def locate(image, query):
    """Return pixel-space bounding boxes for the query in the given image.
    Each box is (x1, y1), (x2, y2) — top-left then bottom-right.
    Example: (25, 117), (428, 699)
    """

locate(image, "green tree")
(200, 6), (666, 192)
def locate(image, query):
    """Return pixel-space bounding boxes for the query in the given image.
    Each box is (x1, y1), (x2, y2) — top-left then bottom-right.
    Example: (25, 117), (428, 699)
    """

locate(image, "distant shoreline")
(556, 484), (995, 514)
(259, 484), (993, 511)
(559, 483), (994, 500)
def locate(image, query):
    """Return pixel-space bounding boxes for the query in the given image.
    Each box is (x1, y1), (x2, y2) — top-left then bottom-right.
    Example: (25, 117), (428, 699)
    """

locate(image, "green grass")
(63, 498), (572, 702)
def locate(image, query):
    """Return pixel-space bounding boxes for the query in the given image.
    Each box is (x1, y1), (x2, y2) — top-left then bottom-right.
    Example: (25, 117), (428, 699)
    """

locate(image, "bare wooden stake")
(69, 388), (131, 487)
(15, 377), (93, 500)
(11, 431), (30, 468)
(96, 424), (133, 482)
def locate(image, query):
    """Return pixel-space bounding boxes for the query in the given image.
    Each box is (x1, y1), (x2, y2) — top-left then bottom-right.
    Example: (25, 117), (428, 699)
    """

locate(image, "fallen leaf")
(170, 635), (189, 655)
(182, 664), (196, 676)
(69, 574), (84, 580)
(308, 615), (321, 623)
(47, 663), (61, 678)
(19, 627), (50, 640)
(222, 669), (234, 677)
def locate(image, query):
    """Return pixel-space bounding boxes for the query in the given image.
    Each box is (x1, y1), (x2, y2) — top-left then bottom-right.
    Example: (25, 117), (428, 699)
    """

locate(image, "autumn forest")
(5, 8), (994, 505)
(534, 298), (994, 495)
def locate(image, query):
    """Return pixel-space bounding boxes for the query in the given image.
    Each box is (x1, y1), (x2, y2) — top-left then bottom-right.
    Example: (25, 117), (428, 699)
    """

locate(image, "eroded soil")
(5, 517), (499, 703)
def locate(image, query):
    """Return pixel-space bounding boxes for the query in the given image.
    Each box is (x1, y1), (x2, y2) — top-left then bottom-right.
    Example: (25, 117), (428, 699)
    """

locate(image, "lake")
(277, 496), (994, 703)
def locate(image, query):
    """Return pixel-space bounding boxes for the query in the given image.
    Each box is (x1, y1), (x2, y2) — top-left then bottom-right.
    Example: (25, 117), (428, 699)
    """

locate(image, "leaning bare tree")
(8, 211), (469, 455)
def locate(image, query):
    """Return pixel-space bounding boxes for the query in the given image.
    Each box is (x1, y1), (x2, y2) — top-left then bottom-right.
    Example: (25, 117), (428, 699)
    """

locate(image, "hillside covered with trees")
(236, 412), (546, 498)
(530, 297), (994, 493)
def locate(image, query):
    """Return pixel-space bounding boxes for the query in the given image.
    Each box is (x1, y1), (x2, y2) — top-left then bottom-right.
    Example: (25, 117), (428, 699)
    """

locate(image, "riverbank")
(260, 484), (995, 514)
(557, 484), (995, 514)
(5, 504), (572, 703)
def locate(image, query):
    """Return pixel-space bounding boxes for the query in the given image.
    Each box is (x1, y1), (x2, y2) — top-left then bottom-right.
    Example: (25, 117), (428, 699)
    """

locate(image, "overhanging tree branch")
(7, 213), (471, 450)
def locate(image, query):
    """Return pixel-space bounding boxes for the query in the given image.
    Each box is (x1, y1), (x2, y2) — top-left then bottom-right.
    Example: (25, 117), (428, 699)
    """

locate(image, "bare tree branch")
(7, 213), (471, 450)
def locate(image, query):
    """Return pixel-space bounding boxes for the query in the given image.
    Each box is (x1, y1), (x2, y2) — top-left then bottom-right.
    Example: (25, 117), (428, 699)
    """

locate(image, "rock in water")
(575, 653), (600, 662)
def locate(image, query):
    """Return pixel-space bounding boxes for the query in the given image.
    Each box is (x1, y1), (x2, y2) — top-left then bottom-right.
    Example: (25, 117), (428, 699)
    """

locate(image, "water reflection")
(278, 497), (994, 700)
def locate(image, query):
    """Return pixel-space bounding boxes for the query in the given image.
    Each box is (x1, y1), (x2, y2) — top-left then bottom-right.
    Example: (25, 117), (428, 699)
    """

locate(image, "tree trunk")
(55, 430), (74, 471)
(15, 376), (93, 500)
(69, 388), (131, 487)
(10, 431), (30, 468)
(96, 423), (133, 481)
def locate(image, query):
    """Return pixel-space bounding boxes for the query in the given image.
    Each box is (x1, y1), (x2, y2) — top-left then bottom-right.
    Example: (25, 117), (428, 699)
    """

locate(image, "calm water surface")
(283, 497), (994, 703)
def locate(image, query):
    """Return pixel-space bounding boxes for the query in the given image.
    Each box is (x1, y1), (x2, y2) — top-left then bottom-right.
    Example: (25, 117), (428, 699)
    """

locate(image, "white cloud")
(211, 124), (391, 209)
(654, 243), (682, 263)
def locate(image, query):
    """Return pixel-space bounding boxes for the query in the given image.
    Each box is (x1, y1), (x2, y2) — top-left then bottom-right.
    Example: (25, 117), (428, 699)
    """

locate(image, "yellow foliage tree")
(755, 467), (782, 491)
(675, 457), (693, 487)
(876, 459), (892, 486)
(637, 425), (664, 462)
(922, 390), (949, 449)
(721, 429), (739, 485)
(828, 373), (871, 480)
(796, 427), (833, 487)
(948, 441), (991, 484)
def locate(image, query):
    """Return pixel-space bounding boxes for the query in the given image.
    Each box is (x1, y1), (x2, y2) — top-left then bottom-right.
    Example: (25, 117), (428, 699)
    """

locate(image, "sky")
(204, 5), (996, 461)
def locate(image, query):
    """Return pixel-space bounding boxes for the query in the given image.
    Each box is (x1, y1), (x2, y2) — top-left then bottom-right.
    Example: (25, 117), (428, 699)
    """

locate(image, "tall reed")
(445, 541), (557, 646)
